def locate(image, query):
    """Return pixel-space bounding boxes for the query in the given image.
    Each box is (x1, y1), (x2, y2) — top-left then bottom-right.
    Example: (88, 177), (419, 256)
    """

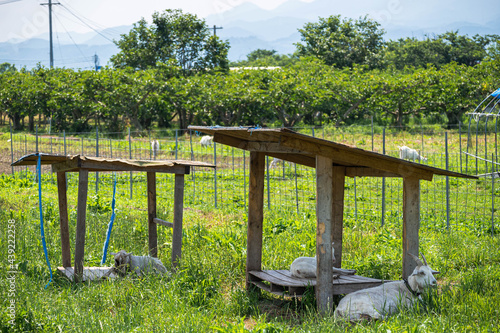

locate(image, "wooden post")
(316, 155), (334, 314)
(332, 166), (346, 268)
(74, 169), (89, 281)
(402, 176), (420, 279)
(172, 174), (185, 269)
(147, 172), (157, 258)
(57, 172), (71, 267)
(246, 151), (265, 290)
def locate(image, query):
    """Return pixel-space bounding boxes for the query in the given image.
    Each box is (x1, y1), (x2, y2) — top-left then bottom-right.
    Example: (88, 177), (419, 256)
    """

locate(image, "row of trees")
(1, 10), (500, 133)
(2, 57), (499, 133)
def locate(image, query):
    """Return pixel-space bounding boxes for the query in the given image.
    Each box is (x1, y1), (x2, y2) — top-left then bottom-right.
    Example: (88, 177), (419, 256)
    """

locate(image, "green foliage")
(111, 9), (230, 74)
(296, 15), (386, 69)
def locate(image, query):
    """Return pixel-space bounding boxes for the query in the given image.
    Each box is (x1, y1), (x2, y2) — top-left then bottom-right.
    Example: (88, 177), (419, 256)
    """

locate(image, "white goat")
(334, 253), (439, 321)
(398, 146), (427, 162)
(110, 250), (167, 276)
(269, 158), (282, 169)
(151, 140), (160, 159)
(290, 243), (356, 279)
(200, 135), (213, 147)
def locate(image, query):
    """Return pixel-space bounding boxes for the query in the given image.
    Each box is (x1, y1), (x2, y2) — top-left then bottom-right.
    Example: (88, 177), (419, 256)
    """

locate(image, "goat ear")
(420, 253), (429, 266)
(110, 252), (116, 256)
(408, 253), (424, 267)
(431, 269), (440, 275)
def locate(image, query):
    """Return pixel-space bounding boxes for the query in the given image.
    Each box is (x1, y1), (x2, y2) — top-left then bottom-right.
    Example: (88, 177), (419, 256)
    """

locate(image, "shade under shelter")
(13, 153), (215, 281)
(189, 126), (476, 313)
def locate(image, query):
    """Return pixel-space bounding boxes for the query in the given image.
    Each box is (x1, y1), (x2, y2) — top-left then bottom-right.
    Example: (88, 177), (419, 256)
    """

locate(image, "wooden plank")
(264, 270), (313, 287)
(403, 176), (420, 279)
(58, 266), (116, 282)
(331, 280), (385, 295)
(74, 169), (89, 281)
(315, 155), (334, 314)
(345, 167), (400, 178)
(172, 174), (184, 269)
(246, 151), (266, 290)
(280, 134), (434, 181)
(147, 172), (157, 258)
(57, 172), (71, 268)
(332, 166), (346, 268)
(153, 218), (173, 228)
(54, 160), (191, 174)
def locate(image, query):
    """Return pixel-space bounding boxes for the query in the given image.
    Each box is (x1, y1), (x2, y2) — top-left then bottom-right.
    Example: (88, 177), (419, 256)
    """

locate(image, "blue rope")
(101, 173), (117, 265)
(37, 154), (52, 288)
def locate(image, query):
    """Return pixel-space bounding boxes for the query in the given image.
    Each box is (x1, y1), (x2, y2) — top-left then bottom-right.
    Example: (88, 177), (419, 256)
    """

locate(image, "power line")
(58, 4), (114, 43)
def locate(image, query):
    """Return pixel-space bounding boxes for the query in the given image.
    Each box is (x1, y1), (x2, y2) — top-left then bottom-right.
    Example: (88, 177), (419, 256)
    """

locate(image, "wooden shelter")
(12, 153), (214, 281)
(189, 126), (476, 313)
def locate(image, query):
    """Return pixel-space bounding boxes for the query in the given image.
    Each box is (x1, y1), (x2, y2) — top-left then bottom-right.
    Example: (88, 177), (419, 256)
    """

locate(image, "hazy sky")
(0, 0), (305, 42)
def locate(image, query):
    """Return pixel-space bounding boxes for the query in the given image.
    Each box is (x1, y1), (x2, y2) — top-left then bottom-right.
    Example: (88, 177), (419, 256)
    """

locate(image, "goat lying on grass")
(398, 145), (427, 162)
(290, 243), (356, 279)
(105, 250), (167, 277)
(334, 253), (439, 321)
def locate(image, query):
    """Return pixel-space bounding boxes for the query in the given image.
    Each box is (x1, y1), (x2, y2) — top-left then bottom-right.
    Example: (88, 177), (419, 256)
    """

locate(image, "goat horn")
(420, 253), (428, 266)
(408, 253), (424, 267)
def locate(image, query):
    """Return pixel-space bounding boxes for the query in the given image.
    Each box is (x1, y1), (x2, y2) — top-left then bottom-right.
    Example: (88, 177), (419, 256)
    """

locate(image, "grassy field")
(1, 127), (500, 332)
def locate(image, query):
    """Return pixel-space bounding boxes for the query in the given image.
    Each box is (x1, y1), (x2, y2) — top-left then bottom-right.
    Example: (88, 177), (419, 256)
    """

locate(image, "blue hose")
(37, 154), (53, 288)
(101, 173), (117, 265)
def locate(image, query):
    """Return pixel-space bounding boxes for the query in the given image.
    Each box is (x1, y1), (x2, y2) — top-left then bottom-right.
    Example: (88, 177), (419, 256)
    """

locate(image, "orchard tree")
(111, 9), (229, 74)
(296, 15), (385, 69)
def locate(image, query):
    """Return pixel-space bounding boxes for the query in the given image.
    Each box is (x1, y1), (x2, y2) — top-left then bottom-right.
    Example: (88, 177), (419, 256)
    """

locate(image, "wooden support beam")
(74, 169), (89, 281)
(246, 151), (265, 290)
(147, 172), (157, 258)
(280, 134), (434, 181)
(402, 176), (420, 279)
(153, 218), (173, 228)
(345, 167), (400, 178)
(315, 155), (334, 314)
(172, 174), (185, 269)
(332, 166), (346, 268)
(57, 172), (71, 268)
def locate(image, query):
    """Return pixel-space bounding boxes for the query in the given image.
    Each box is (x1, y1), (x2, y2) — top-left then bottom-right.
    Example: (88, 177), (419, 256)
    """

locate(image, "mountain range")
(1, 0), (499, 69)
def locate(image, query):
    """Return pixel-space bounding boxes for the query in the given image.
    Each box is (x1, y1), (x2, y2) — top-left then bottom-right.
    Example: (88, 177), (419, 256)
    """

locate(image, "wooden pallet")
(248, 270), (385, 297)
(58, 267), (117, 282)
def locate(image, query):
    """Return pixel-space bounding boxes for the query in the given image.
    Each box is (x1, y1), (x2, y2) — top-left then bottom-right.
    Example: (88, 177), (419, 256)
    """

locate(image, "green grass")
(1, 169), (500, 332)
(1, 126), (500, 331)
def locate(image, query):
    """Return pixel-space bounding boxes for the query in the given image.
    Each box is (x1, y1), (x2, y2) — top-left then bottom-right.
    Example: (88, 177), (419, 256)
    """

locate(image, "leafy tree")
(230, 49), (298, 67)
(111, 9), (229, 74)
(0, 62), (16, 74)
(295, 15), (385, 69)
(384, 32), (500, 69)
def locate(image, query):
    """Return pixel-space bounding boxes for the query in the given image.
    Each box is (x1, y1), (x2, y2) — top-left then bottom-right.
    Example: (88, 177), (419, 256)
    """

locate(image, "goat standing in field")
(151, 140), (160, 159)
(334, 253), (439, 321)
(398, 146), (427, 162)
(290, 243), (356, 279)
(200, 135), (213, 147)
(108, 250), (167, 277)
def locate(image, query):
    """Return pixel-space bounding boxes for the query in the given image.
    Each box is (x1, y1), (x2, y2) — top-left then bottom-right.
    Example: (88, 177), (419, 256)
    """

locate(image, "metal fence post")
(63, 130), (66, 155)
(96, 126), (99, 193)
(492, 153), (495, 236)
(294, 163), (299, 215)
(175, 130), (178, 160)
(10, 120), (14, 174)
(214, 141), (217, 208)
(36, 125), (39, 153)
(128, 127), (133, 199)
(371, 116), (374, 151)
(381, 127), (386, 227)
(266, 155), (270, 210)
(446, 132), (450, 230)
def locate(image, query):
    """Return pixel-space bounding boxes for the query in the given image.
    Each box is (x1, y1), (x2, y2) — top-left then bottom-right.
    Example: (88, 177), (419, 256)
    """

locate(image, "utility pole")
(93, 53), (100, 71)
(212, 25), (223, 36)
(41, 0), (60, 68)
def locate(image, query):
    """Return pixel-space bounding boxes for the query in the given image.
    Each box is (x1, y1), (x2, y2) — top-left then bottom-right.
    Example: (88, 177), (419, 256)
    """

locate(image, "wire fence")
(7, 124), (500, 235)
